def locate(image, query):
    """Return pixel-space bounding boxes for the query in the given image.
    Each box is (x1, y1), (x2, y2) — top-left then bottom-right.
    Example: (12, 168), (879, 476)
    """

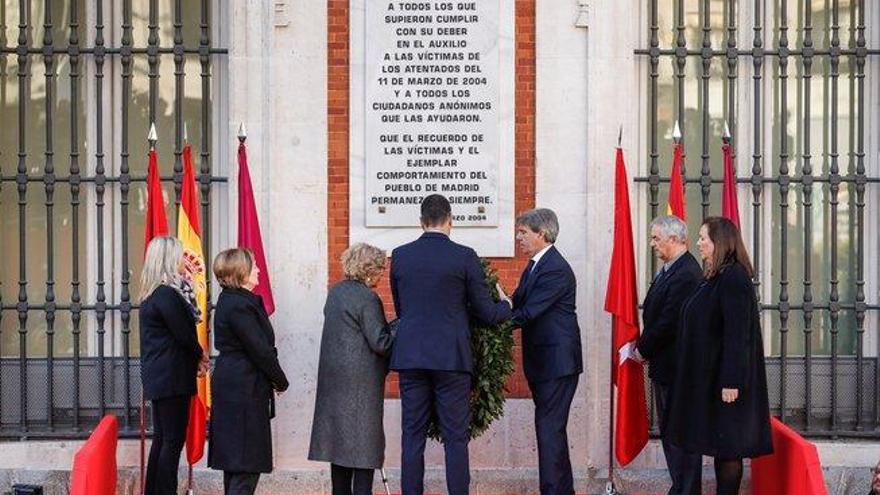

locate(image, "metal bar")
(0, 301), (221, 312)
(631, 174), (872, 185)
(94, 0), (108, 428)
(631, 47), (880, 56)
(0, 0), (6, 428)
(699, 0), (711, 219)
(0, 174), (229, 183)
(0, 45), (230, 57)
(778, 0), (792, 424)
(16, 0), (29, 434)
(200, 0), (213, 352)
(42, 0), (56, 432)
(752, 0), (764, 298)
(173, 0), (184, 212)
(119, 0), (134, 424)
(828, 0), (841, 435)
(148, 0), (158, 123)
(0, 2), (8, 430)
(648, 0), (659, 277)
(853, 0), (866, 430)
(726, 0), (737, 159)
(800, 0), (814, 432)
(675, 0), (686, 161)
(69, 0), (82, 432)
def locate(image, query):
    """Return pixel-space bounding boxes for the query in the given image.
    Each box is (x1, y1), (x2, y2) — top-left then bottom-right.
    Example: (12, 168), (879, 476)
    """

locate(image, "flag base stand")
(604, 480), (620, 495)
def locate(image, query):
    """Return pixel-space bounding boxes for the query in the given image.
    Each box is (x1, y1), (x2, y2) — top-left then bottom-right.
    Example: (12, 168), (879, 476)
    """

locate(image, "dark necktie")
(652, 266), (667, 283)
(521, 259), (536, 286)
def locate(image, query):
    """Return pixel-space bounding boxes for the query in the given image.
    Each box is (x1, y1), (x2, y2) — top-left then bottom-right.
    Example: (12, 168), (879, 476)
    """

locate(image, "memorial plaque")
(365, 1), (501, 227)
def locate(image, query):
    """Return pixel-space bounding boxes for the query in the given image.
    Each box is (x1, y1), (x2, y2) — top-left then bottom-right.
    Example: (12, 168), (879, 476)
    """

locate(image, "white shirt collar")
(662, 248), (688, 273)
(530, 244), (553, 271)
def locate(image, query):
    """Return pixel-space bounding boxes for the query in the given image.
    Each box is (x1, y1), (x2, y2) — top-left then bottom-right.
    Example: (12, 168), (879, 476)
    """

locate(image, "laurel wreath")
(427, 258), (516, 441)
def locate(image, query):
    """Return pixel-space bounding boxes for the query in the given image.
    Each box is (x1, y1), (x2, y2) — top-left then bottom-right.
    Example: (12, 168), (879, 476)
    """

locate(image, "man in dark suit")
(497, 208), (583, 495)
(390, 194), (512, 495)
(633, 215), (703, 495)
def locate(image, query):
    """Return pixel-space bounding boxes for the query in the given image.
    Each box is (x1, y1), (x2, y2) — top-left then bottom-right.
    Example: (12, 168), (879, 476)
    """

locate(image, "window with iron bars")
(0, 1), (227, 439)
(636, 0), (879, 437)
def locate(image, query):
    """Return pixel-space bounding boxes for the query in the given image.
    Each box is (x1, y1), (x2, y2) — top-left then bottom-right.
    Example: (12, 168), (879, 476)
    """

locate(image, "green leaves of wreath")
(427, 258), (516, 441)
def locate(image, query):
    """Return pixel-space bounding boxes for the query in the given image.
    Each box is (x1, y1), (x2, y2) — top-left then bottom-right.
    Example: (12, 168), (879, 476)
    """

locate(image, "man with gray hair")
(497, 208), (583, 495)
(634, 215), (703, 495)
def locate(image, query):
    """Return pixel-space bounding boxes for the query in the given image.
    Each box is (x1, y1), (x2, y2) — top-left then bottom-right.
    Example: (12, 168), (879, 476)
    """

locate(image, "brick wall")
(327, 0), (536, 399)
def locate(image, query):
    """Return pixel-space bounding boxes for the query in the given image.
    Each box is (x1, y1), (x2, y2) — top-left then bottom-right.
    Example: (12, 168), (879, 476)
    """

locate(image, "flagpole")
(606, 135), (622, 495)
(183, 121), (196, 495)
(607, 316), (618, 495)
(141, 123), (158, 495)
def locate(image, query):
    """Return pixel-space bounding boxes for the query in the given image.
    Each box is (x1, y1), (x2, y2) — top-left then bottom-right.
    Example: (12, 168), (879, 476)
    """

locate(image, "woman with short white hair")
(139, 236), (208, 495)
(309, 242), (395, 495)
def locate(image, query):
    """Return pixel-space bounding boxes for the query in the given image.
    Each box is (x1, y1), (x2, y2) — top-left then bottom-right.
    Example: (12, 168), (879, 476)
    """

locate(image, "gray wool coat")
(308, 279), (394, 469)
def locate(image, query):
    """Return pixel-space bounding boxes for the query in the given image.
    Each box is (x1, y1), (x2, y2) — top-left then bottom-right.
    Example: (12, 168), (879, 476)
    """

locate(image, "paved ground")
(0, 466), (872, 494)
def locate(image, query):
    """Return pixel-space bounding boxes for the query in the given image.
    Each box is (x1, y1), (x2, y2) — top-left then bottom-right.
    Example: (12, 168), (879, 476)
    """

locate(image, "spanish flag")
(179, 143), (210, 465)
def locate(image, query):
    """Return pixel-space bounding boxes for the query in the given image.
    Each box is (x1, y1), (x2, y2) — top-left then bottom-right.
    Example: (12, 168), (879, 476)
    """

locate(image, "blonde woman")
(309, 242), (394, 495)
(139, 236), (208, 495)
(209, 248), (288, 495)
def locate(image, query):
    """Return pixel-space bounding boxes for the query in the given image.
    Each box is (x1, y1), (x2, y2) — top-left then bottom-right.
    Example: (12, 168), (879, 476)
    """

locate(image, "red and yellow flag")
(179, 143), (210, 465)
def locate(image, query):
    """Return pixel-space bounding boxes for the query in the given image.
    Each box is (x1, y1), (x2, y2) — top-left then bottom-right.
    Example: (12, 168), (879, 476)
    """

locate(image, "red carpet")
(70, 414), (118, 495)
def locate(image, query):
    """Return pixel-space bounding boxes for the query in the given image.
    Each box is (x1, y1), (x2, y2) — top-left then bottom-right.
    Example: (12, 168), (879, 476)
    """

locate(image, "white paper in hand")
(618, 341), (637, 366)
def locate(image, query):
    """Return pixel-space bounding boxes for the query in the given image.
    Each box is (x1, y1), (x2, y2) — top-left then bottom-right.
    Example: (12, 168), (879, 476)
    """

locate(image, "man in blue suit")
(390, 194), (512, 495)
(498, 208), (583, 495)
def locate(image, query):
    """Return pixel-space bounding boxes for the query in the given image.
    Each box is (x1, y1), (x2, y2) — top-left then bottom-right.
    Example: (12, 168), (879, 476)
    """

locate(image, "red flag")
(721, 142), (741, 229)
(604, 148), (649, 466)
(144, 149), (169, 252)
(237, 141), (276, 315)
(180, 144), (210, 466)
(667, 142), (686, 220)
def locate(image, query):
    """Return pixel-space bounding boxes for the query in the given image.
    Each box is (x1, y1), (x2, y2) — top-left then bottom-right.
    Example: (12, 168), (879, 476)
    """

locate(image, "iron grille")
(0, 1), (227, 439)
(636, 0), (879, 437)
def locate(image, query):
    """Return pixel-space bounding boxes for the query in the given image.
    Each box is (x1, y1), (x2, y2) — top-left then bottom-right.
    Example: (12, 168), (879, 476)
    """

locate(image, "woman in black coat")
(209, 248), (289, 495)
(309, 243), (394, 495)
(139, 236), (209, 495)
(666, 217), (772, 495)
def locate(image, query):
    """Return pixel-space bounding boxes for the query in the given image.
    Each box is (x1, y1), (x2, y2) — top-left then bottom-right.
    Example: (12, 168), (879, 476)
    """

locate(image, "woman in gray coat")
(309, 242), (395, 495)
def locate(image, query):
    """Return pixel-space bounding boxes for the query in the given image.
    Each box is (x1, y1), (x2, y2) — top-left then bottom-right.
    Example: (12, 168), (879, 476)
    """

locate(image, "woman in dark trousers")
(309, 243), (394, 495)
(209, 248), (289, 495)
(666, 217), (773, 495)
(139, 236), (209, 495)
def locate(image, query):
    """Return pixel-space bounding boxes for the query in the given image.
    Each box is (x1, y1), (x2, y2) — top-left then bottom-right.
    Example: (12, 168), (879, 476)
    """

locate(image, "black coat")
(666, 263), (773, 459)
(511, 246), (583, 383)
(139, 285), (203, 401)
(637, 252), (702, 385)
(390, 232), (511, 373)
(208, 288), (289, 474)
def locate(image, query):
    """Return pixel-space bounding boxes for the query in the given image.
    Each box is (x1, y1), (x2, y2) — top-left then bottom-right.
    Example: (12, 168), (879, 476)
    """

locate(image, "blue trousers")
(399, 370), (471, 495)
(529, 374), (579, 495)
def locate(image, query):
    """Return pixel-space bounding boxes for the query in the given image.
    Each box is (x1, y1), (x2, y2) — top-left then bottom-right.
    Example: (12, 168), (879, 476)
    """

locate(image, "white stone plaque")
(365, 1), (502, 227)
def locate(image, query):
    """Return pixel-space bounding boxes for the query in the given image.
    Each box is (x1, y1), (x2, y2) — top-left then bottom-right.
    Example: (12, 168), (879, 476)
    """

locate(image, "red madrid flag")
(721, 141), (741, 229)
(237, 140), (276, 315)
(144, 148), (169, 251)
(604, 148), (649, 466)
(667, 142), (687, 220)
